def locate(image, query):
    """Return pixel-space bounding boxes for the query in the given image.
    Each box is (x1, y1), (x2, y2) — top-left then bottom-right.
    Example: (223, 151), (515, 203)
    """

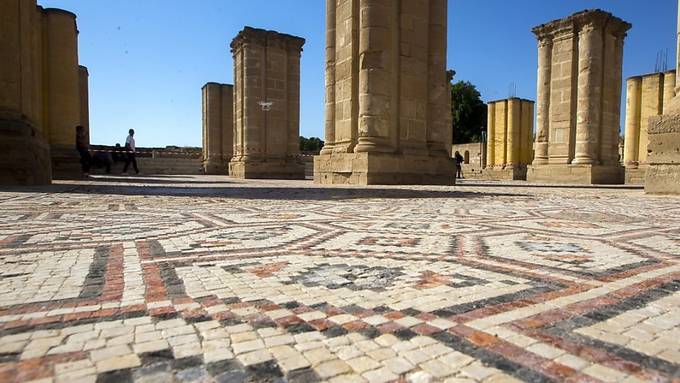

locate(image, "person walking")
(75, 125), (91, 177)
(122, 129), (139, 175)
(454, 151), (464, 179)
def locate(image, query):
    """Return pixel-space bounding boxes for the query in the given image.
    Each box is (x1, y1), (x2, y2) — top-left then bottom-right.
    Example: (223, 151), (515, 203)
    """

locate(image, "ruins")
(623, 71), (676, 184)
(0, 0), (89, 184)
(645, 2), (680, 194)
(485, 98), (535, 180)
(314, 0), (455, 185)
(201, 83), (234, 175)
(228, 27), (305, 179)
(528, 10), (630, 184)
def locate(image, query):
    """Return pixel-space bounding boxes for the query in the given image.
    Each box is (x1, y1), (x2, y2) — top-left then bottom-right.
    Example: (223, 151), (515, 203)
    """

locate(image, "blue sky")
(40, 0), (678, 147)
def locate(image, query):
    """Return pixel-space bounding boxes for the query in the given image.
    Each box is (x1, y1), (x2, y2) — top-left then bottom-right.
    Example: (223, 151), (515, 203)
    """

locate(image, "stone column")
(0, 0), (51, 185)
(507, 98), (521, 166)
(495, 101), (507, 166)
(320, 0), (336, 155)
(663, 70), (676, 114)
(286, 39), (304, 158)
(44, 9), (80, 149)
(427, 0), (449, 156)
(486, 102), (495, 168)
(202, 83), (224, 174)
(229, 27), (305, 179)
(533, 37), (552, 165)
(355, 0), (394, 153)
(78, 65), (90, 146)
(573, 21), (604, 165)
(220, 85), (233, 167)
(624, 77), (642, 165)
(639, 74), (664, 163)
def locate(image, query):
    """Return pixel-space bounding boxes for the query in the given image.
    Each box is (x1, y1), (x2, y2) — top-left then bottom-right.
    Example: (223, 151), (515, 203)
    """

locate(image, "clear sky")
(40, 0), (678, 148)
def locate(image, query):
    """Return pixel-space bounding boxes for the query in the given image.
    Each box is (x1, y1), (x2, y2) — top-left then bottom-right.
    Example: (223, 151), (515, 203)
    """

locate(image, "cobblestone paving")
(0, 176), (678, 383)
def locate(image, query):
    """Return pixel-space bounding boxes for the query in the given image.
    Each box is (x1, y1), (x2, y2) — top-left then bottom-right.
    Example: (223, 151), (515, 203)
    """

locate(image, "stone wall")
(314, 0), (455, 185)
(486, 98), (534, 180)
(0, 1), (88, 184)
(528, 9), (630, 184)
(229, 27), (305, 179)
(623, 71), (676, 184)
(201, 83), (233, 175)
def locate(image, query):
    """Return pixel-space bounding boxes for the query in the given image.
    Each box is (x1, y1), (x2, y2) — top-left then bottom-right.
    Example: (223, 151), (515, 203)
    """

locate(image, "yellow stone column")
(320, 0), (336, 155)
(573, 21), (604, 165)
(495, 101), (507, 166)
(507, 98), (521, 166)
(355, 0), (394, 153)
(520, 100), (535, 165)
(78, 65), (89, 145)
(533, 36), (552, 165)
(624, 77), (642, 165)
(44, 8), (80, 149)
(663, 70), (676, 114)
(639, 74), (664, 163)
(486, 102), (495, 168)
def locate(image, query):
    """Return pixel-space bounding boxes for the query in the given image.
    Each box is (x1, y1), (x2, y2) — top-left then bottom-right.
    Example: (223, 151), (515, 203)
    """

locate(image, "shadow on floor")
(456, 180), (644, 190)
(0, 181), (528, 201)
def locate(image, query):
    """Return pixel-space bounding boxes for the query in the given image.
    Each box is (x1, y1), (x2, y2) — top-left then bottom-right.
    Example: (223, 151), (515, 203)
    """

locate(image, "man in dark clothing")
(454, 151), (464, 179)
(75, 125), (91, 177)
(122, 129), (139, 175)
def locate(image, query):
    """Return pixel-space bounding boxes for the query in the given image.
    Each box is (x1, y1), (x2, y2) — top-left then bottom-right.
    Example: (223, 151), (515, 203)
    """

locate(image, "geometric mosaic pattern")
(0, 176), (679, 382)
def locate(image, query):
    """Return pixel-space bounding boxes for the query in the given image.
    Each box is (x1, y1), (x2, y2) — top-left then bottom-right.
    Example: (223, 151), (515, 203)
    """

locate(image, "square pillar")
(229, 27), (305, 179)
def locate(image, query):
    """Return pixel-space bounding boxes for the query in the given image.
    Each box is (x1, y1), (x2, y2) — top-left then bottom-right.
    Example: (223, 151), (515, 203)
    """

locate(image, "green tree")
(299, 136), (325, 153)
(451, 81), (487, 144)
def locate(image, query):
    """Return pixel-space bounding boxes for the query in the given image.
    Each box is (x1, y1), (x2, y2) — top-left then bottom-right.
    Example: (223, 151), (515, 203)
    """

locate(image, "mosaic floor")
(0, 176), (678, 383)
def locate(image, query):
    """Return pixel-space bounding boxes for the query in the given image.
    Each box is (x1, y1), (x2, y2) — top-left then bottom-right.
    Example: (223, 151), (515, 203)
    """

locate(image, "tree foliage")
(299, 136), (325, 153)
(451, 81), (487, 144)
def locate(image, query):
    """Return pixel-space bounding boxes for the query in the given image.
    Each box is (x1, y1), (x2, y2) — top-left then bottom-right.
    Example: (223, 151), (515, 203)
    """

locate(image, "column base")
(229, 158), (305, 179)
(624, 164), (647, 185)
(314, 152), (456, 185)
(51, 146), (83, 180)
(527, 164), (624, 184)
(645, 115), (680, 195)
(0, 118), (52, 185)
(482, 165), (527, 181)
(203, 160), (229, 175)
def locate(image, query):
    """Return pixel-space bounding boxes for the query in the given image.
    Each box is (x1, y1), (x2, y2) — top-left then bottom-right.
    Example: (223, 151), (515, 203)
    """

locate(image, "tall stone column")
(427, 0), (450, 156)
(528, 10), (630, 184)
(486, 102), (495, 168)
(202, 83), (225, 174)
(663, 71), (676, 115)
(533, 37), (552, 165)
(314, 0), (455, 185)
(0, 0), (52, 185)
(221, 85), (233, 167)
(507, 98), (521, 166)
(355, 0), (394, 153)
(78, 65), (90, 146)
(320, 0), (336, 155)
(573, 21), (604, 165)
(229, 27), (305, 179)
(44, 9), (80, 150)
(624, 77), (642, 165)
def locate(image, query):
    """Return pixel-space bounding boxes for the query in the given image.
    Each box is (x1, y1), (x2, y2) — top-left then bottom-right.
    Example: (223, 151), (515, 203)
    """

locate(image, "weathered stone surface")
(485, 98), (534, 180)
(315, 0), (455, 185)
(229, 27), (305, 180)
(0, 0), (87, 184)
(202, 83), (233, 175)
(529, 9), (630, 184)
(0, 118), (52, 185)
(645, 115), (680, 194)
